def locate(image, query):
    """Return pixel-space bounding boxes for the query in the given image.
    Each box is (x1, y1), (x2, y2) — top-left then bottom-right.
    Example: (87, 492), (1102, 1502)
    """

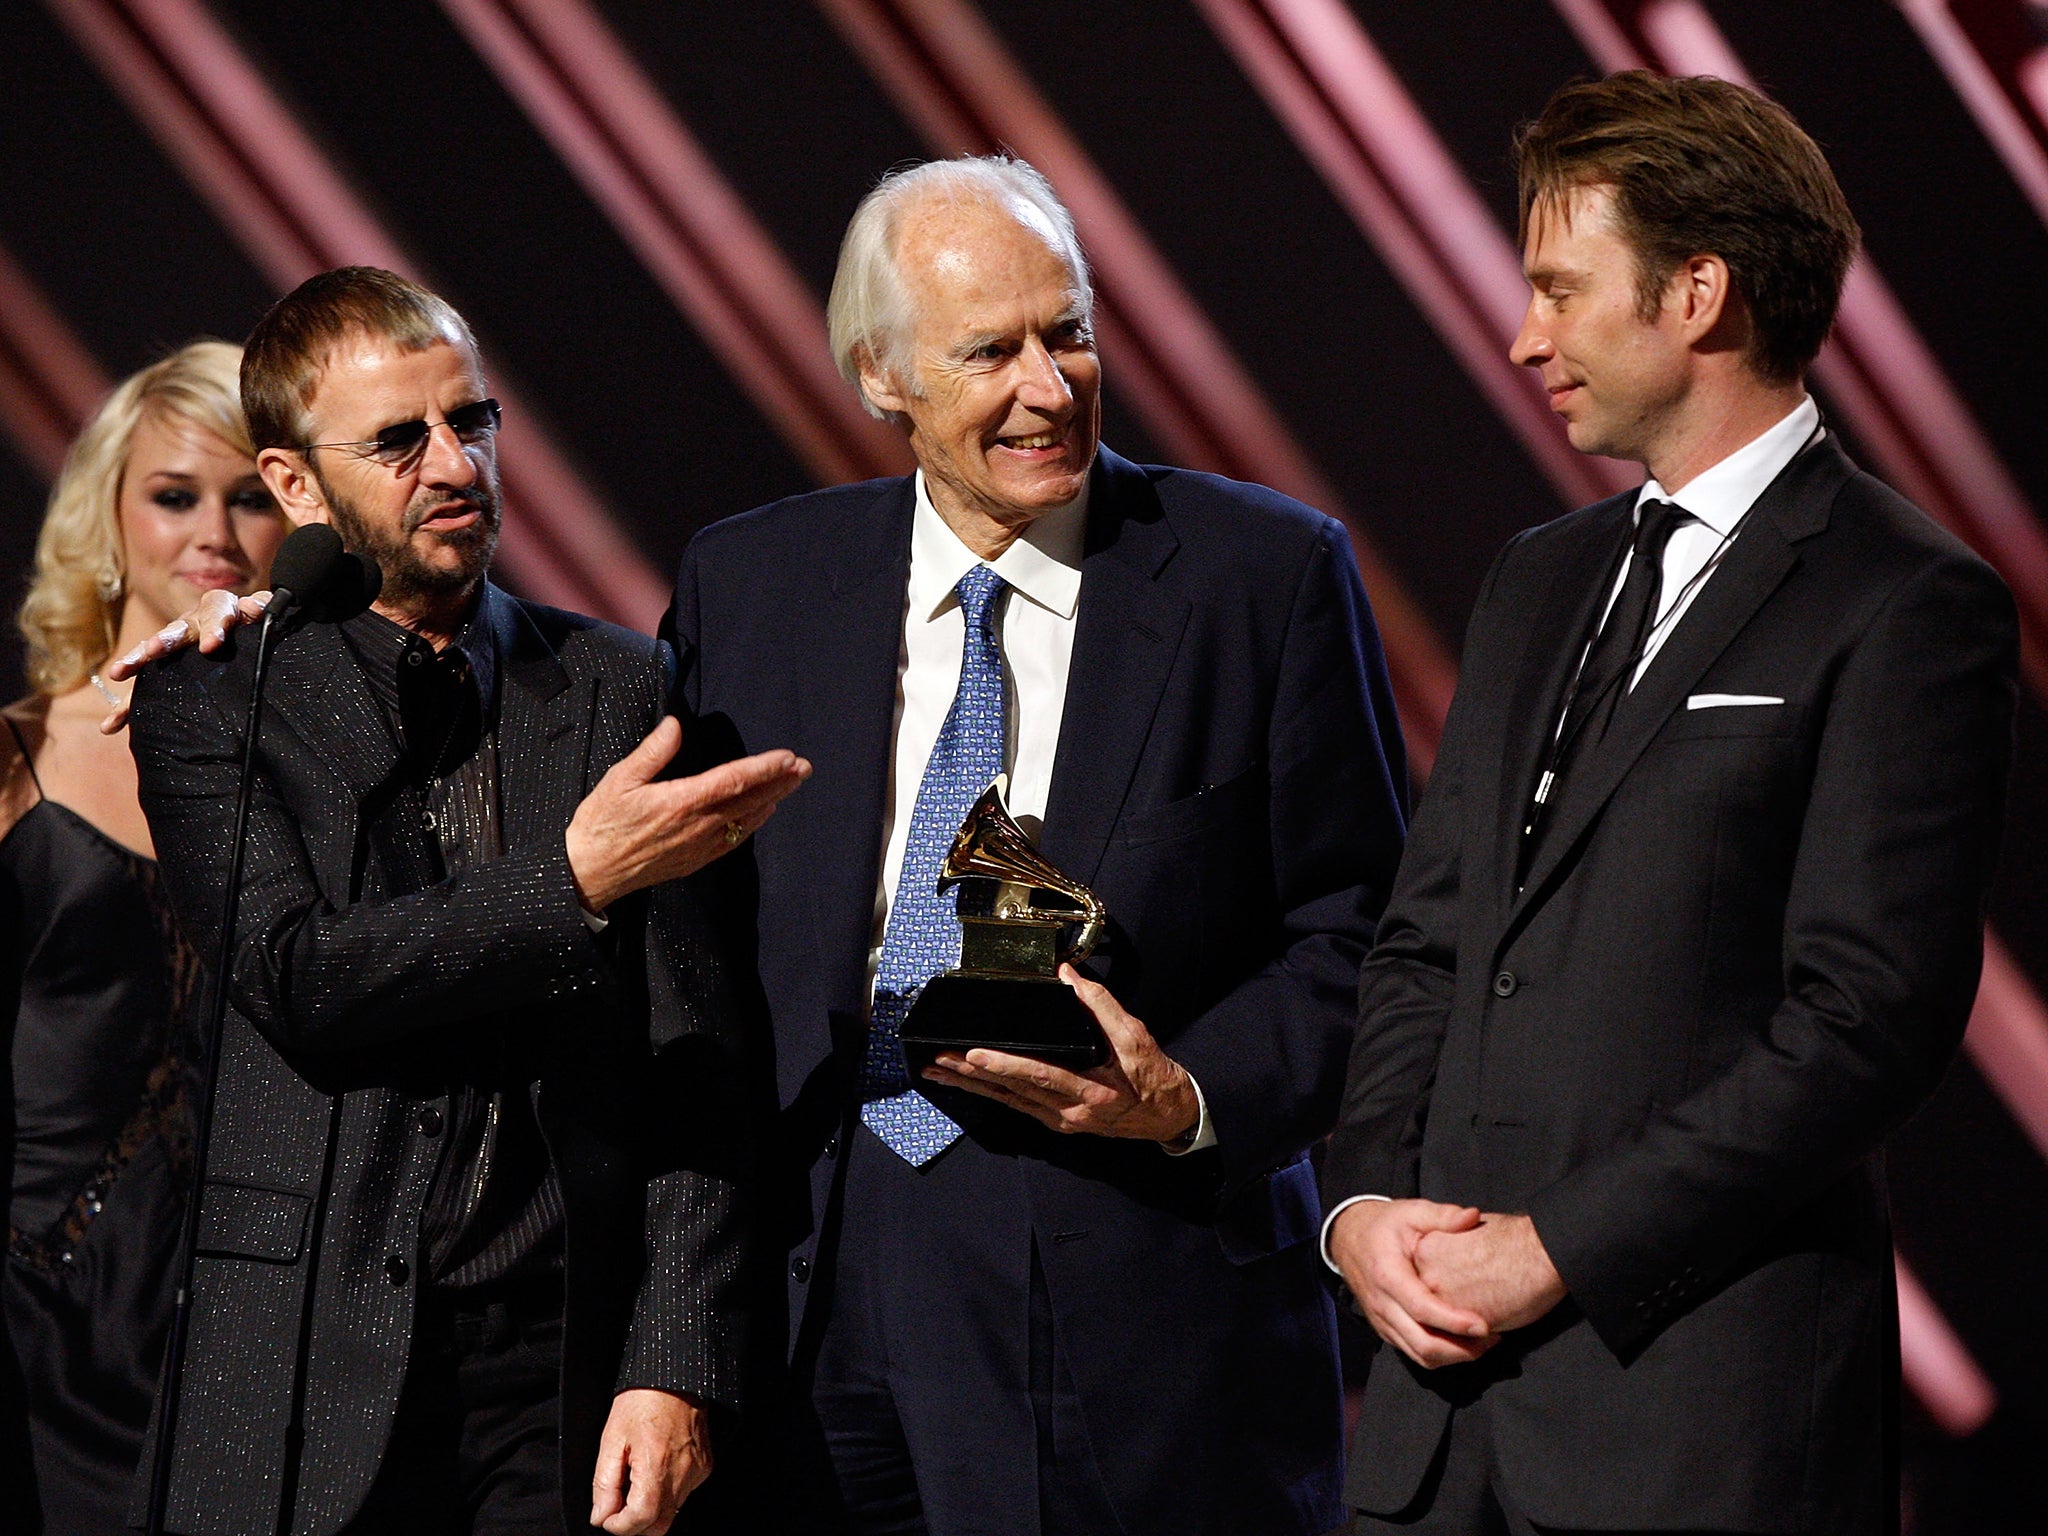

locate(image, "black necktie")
(1519, 498), (1691, 882)
(1559, 498), (1691, 754)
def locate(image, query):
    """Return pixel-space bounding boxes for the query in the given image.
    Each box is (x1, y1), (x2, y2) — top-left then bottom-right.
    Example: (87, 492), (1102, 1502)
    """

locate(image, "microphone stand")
(145, 592), (297, 1536)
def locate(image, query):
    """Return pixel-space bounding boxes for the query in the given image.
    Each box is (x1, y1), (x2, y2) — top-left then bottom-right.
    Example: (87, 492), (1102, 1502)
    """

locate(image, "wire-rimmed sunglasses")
(298, 397), (503, 467)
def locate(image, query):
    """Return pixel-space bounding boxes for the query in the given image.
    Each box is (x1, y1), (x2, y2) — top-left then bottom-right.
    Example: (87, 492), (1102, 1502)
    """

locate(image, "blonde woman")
(1, 341), (285, 1535)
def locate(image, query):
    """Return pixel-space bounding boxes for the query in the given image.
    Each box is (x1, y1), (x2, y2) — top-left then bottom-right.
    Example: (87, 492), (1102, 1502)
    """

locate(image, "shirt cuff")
(580, 905), (610, 934)
(1160, 1072), (1217, 1156)
(1320, 1193), (1391, 1272)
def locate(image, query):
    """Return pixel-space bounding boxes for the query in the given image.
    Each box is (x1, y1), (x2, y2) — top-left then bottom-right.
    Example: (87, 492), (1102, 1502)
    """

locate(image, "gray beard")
(314, 466), (500, 611)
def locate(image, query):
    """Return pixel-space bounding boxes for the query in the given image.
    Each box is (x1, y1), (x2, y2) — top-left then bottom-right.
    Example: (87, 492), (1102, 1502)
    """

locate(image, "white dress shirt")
(1612, 394), (1822, 689)
(1320, 395), (1822, 1270)
(869, 472), (1215, 1153)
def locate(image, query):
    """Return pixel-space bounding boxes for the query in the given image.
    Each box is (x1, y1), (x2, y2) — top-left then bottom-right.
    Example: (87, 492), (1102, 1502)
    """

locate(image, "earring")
(96, 562), (123, 603)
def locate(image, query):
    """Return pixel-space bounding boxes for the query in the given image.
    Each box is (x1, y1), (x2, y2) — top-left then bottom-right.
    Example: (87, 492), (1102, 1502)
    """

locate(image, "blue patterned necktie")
(860, 564), (1009, 1165)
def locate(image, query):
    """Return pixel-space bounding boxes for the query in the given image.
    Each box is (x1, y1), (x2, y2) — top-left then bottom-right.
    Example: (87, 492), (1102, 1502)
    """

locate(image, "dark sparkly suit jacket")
(129, 583), (746, 1536)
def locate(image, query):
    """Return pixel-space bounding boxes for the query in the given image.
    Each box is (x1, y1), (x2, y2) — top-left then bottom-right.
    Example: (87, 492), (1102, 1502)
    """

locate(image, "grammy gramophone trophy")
(898, 777), (1112, 1068)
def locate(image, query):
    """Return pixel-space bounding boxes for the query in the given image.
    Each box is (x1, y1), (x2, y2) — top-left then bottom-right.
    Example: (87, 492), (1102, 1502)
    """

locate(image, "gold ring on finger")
(723, 818), (747, 847)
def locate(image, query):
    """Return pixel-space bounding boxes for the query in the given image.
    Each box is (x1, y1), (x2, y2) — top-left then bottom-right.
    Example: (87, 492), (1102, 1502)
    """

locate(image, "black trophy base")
(899, 971), (1109, 1070)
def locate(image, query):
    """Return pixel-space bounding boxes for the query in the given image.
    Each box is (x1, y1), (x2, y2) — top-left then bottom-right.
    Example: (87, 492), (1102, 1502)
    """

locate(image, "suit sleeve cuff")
(1160, 1071), (1218, 1156)
(1320, 1193), (1390, 1272)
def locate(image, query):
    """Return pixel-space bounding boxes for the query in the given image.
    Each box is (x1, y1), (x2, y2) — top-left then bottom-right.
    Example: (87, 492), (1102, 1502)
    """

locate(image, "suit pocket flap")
(1121, 762), (1264, 847)
(1215, 1154), (1322, 1264)
(196, 1182), (312, 1263)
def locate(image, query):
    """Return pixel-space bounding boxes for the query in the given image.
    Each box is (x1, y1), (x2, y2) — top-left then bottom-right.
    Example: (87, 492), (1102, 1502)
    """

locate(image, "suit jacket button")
(386, 1254), (410, 1285)
(790, 1256), (811, 1284)
(417, 1107), (444, 1137)
(824, 1136), (840, 1161)
(1492, 971), (1518, 998)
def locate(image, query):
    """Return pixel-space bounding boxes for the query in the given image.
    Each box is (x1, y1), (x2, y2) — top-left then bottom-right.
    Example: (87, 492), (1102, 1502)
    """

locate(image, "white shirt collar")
(908, 470), (1087, 624)
(1636, 394), (1821, 538)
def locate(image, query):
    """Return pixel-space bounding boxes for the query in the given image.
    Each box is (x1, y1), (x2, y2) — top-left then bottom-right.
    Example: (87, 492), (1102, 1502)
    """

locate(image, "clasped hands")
(1327, 1199), (1568, 1370)
(921, 965), (1202, 1145)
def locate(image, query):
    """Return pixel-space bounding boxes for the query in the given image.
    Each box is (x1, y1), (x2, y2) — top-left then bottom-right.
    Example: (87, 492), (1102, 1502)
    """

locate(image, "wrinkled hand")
(98, 588), (272, 733)
(920, 965), (1200, 1143)
(565, 717), (810, 912)
(1414, 1212), (1567, 1335)
(1328, 1198), (1498, 1370)
(590, 1388), (711, 1535)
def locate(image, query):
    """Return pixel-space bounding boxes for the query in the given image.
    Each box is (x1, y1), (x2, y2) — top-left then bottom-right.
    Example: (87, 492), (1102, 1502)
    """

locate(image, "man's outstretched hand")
(98, 587), (271, 732)
(566, 716), (810, 912)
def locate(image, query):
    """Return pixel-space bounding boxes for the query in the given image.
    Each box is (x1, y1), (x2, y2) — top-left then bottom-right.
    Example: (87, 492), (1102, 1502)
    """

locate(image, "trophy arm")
(1052, 893), (1108, 966)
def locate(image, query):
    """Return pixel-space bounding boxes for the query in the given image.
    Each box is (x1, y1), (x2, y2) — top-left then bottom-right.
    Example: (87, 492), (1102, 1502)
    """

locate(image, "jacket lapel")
(261, 619), (401, 804)
(794, 483), (916, 1017)
(1039, 449), (1190, 886)
(486, 584), (592, 853)
(1508, 437), (1849, 921)
(257, 615), (434, 897)
(1487, 495), (1634, 915)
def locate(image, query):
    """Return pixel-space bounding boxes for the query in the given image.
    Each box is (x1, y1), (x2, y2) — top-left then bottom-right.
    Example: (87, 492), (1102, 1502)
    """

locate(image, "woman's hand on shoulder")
(97, 589), (271, 733)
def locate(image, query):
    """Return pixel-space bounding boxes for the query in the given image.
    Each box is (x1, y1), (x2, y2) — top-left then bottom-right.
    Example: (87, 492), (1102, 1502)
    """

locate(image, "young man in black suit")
(127, 268), (807, 1536)
(1323, 72), (2017, 1534)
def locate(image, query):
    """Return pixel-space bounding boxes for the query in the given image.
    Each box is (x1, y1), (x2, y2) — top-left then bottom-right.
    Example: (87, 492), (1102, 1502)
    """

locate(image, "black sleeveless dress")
(1, 729), (199, 1536)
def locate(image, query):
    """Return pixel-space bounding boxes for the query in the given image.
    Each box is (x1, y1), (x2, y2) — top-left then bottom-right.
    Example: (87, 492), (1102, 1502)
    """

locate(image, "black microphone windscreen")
(268, 523), (344, 600)
(265, 523), (382, 622)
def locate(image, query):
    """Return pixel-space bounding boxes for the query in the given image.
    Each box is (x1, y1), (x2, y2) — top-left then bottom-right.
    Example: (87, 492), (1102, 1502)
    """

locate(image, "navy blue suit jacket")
(667, 447), (1409, 1532)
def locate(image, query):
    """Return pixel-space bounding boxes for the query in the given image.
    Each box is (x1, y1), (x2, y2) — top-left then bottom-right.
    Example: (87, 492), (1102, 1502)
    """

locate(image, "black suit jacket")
(129, 584), (746, 1536)
(668, 447), (1410, 1533)
(1324, 437), (2017, 1531)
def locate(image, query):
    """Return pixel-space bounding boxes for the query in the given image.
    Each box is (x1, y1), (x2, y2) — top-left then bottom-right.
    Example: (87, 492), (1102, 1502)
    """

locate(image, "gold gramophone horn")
(940, 778), (1108, 963)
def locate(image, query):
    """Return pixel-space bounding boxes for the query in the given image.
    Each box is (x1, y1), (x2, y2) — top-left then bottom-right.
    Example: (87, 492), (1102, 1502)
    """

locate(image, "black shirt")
(339, 604), (564, 1290)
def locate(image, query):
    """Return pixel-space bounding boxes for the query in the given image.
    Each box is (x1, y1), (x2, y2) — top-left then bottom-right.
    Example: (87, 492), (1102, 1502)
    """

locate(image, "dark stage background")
(3, 1), (2046, 1528)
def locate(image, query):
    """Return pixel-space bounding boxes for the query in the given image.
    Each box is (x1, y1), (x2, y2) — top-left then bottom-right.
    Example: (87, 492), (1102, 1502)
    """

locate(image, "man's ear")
(258, 447), (330, 529)
(1674, 252), (1734, 347)
(855, 346), (913, 418)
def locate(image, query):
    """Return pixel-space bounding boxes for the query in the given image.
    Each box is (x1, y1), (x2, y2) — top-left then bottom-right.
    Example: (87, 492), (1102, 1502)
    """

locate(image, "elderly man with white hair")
(668, 155), (1410, 1534)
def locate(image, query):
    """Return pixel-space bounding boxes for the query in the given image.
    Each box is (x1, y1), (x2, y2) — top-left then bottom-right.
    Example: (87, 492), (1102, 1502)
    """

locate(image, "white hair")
(826, 155), (1093, 421)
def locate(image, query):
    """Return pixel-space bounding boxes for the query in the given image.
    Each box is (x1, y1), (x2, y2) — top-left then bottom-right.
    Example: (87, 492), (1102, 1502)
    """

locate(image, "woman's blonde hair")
(19, 339), (254, 697)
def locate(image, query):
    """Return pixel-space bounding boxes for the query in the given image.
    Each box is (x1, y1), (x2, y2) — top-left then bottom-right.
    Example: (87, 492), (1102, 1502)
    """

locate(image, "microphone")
(265, 522), (382, 622)
(143, 521), (376, 1533)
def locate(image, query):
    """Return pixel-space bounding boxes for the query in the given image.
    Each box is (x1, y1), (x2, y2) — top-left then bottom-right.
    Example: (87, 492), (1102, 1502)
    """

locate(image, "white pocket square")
(1687, 693), (1785, 710)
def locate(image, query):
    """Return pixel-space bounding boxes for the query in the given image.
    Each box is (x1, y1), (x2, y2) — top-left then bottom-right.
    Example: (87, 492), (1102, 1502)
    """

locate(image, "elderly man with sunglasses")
(119, 267), (809, 1536)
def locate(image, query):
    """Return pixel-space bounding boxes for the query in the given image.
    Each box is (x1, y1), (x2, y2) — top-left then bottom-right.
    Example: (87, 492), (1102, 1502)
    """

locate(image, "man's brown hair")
(1515, 70), (1859, 382)
(241, 266), (481, 451)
